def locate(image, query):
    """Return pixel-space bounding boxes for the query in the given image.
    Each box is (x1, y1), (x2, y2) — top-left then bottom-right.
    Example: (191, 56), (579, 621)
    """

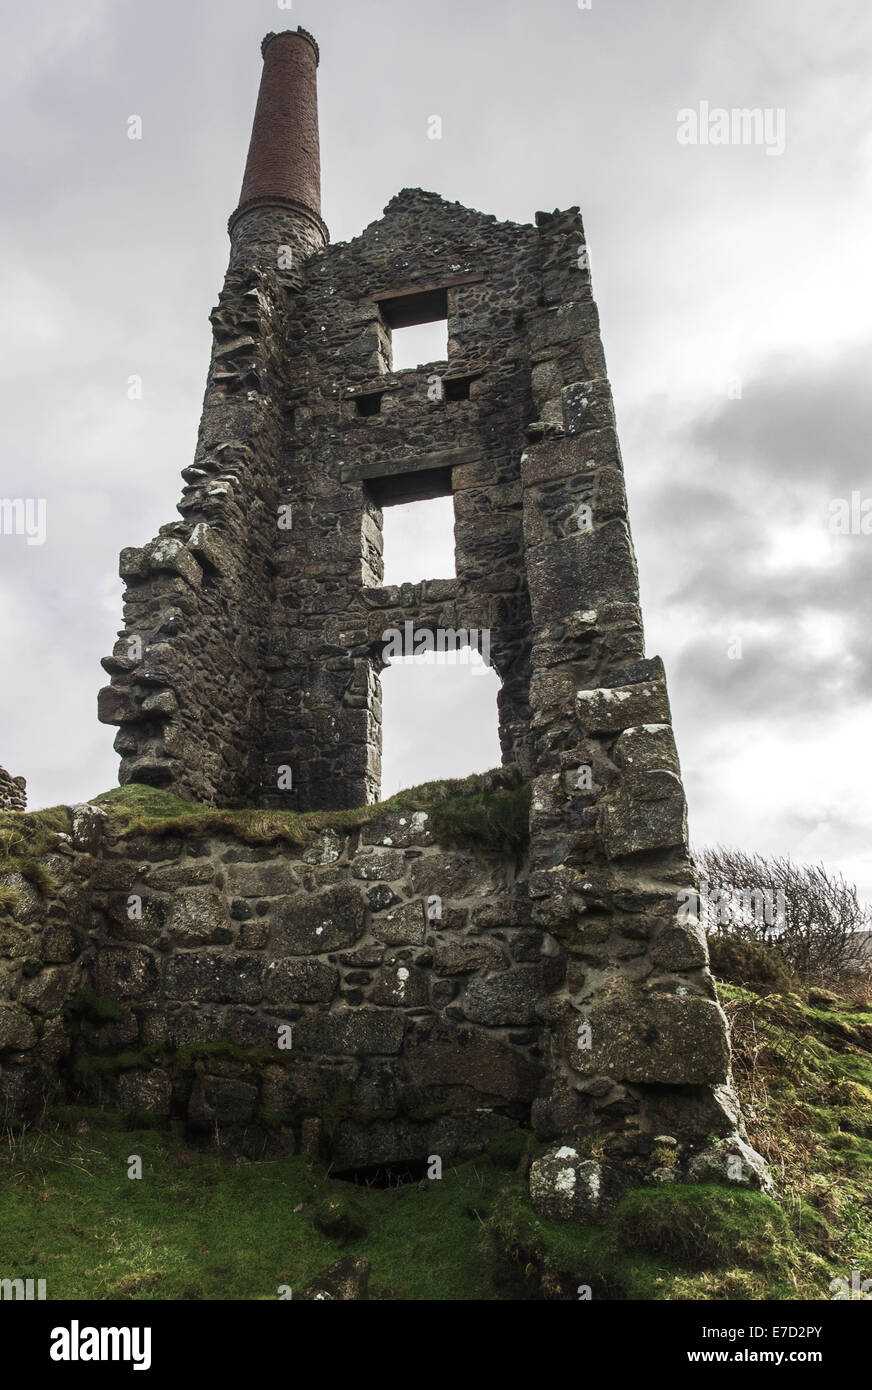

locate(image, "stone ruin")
(0, 766), (26, 812)
(0, 29), (769, 1220)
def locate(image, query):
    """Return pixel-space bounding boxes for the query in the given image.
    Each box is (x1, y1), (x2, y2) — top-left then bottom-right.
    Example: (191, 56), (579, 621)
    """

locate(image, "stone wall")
(0, 796), (769, 1208)
(1, 800), (542, 1168)
(0, 804), (93, 1120)
(0, 766), (26, 811)
(82, 803), (543, 1166)
(97, 188), (546, 810)
(260, 189), (540, 809)
(97, 207), (326, 805)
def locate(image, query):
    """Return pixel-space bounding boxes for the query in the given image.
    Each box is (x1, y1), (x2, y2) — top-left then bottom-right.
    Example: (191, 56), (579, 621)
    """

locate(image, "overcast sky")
(1, 0), (870, 900)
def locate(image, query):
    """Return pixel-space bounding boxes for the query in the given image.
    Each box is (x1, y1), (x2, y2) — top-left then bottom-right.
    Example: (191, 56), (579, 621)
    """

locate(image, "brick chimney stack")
(229, 28), (327, 244)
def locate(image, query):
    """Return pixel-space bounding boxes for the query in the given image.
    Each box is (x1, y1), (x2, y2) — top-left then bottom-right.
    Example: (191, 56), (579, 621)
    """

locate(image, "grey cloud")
(1, 0), (870, 902)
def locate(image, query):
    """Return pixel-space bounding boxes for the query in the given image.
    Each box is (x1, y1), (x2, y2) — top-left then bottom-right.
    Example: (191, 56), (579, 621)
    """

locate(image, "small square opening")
(444, 375), (473, 402)
(376, 286), (449, 372)
(390, 320), (448, 371)
(355, 392), (383, 417)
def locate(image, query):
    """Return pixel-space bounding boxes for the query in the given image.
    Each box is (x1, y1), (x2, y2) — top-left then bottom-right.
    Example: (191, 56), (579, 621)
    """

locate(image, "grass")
(0, 1117), (503, 1301)
(0, 1113), (825, 1302)
(0, 805), (72, 912)
(91, 768), (531, 854)
(717, 982), (872, 1282)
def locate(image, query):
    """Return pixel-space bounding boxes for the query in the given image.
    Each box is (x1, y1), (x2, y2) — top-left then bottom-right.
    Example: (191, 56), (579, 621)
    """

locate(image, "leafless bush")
(693, 846), (871, 986)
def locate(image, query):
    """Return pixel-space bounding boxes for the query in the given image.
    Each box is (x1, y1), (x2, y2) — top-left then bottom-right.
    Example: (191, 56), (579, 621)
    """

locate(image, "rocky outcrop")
(0, 766), (26, 811)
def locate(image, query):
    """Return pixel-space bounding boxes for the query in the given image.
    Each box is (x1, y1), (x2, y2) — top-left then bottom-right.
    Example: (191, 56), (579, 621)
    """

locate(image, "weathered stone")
(117, 1068), (172, 1117)
(370, 899), (426, 945)
(141, 1005), (221, 1048)
(147, 536), (203, 587)
(31, 1015), (70, 1067)
(650, 918), (709, 972)
(611, 723), (680, 774)
(350, 849), (406, 882)
(263, 956), (338, 1004)
(433, 939), (507, 975)
(96, 947), (160, 1001)
(187, 522), (235, 575)
(369, 961), (429, 1008)
(331, 1110), (511, 1171)
(366, 884), (400, 912)
(141, 690), (178, 716)
(529, 1149), (626, 1223)
(527, 524), (639, 624)
(262, 1061), (358, 1113)
(225, 861), (301, 897)
(238, 919), (270, 949)
(576, 681), (671, 734)
(471, 899), (532, 930)
(686, 1136), (775, 1195)
(188, 1076), (257, 1128)
(224, 1007), (283, 1049)
(0, 874), (43, 925)
(405, 1021), (539, 1102)
(17, 967), (74, 1015)
(40, 926), (79, 964)
(462, 965), (544, 1026)
(302, 830), (344, 864)
(567, 988), (731, 1085)
(165, 888), (233, 945)
(142, 861), (217, 890)
(602, 769), (687, 859)
(272, 884), (365, 954)
(526, 301), (600, 353)
(360, 811), (433, 849)
(164, 952), (263, 1004)
(298, 1009), (405, 1056)
(0, 765), (27, 811)
(71, 804), (107, 854)
(0, 1004), (37, 1051)
(409, 855), (501, 900)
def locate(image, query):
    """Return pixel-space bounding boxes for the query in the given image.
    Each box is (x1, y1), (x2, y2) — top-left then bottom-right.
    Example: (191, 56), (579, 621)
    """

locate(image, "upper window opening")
(390, 320), (448, 371)
(380, 495), (456, 585)
(377, 287), (449, 372)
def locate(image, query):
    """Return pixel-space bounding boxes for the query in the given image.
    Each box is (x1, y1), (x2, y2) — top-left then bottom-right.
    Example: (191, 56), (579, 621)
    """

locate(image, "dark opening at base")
(330, 1158), (431, 1189)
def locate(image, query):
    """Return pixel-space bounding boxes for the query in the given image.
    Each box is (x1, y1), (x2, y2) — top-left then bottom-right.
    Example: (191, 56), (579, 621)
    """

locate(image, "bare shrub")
(694, 846), (871, 987)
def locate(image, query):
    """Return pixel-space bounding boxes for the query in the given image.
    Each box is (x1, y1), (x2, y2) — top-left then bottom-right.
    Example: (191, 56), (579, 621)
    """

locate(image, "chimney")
(229, 28), (327, 243)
